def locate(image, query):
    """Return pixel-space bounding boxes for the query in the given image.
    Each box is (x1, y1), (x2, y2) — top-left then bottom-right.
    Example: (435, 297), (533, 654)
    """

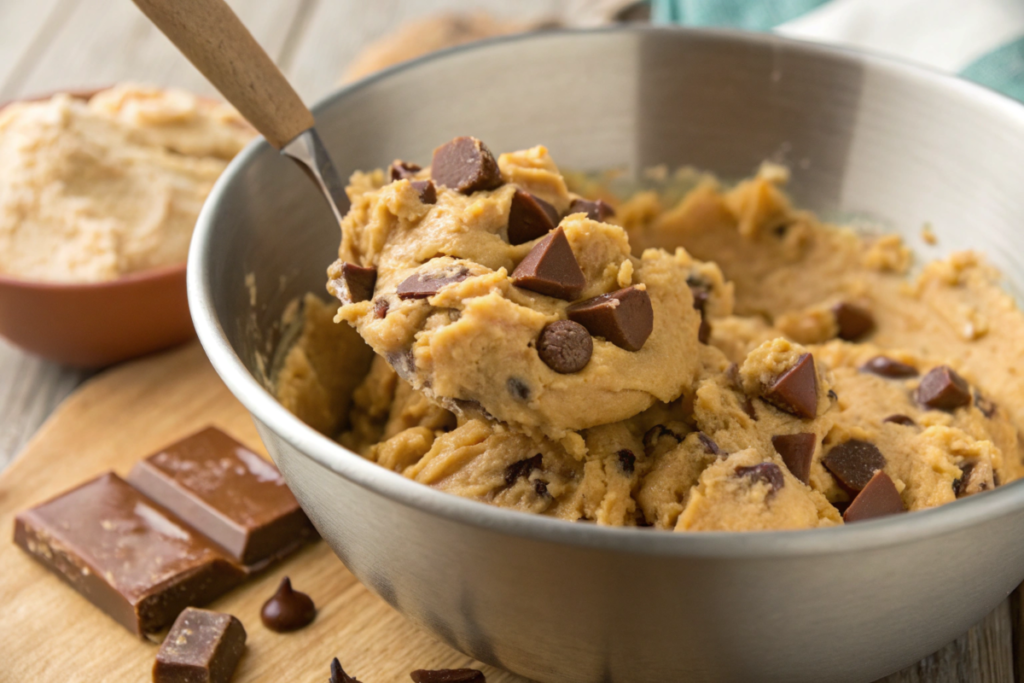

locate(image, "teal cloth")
(960, 36), (1024, 103)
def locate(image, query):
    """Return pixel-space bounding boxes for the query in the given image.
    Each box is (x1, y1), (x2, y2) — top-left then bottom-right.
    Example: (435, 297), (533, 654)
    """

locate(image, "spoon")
(131, 0), (347, 224)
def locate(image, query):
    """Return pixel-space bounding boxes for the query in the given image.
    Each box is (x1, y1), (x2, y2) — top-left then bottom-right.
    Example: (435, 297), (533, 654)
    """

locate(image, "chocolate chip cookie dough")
(275, 138), (1024, 532)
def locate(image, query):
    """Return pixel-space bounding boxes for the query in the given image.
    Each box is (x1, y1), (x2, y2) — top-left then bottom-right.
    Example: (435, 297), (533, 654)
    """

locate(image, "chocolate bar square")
(154, 608), (247, 683)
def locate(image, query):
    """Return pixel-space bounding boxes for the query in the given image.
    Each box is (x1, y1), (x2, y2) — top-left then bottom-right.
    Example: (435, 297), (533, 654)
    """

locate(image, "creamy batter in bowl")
(190, 28), (1024, 683)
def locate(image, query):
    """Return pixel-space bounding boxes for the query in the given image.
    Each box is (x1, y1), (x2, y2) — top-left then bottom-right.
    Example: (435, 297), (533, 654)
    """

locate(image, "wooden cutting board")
(0, 341), (1016, 683)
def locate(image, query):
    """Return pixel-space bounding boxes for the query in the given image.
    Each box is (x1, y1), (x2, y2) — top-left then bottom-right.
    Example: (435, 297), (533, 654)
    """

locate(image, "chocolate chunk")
(884, 414), (916, 427)
(14, 473), (245, 637)
(697, 432), (722, 456)
(955, 459), (994, 498)
(260, 577), (316, 632)
(507, 189), (559, 245)
(507, 377), (531, 400)
(397, 266), (470, 299)
(534, 479), (550, 497)
(431, 136), (503, 194)
(327, 261), (377, 305)
(567, 286), (654, 352)
(537, 320), (592, 373)
(387, 350), (416, 381)
(331, 658), (362, 683)
(917, 365), (971, 410)
(685, 279), (712, 344)
(735, 463), (785, 493)
(741, 397), (758, 421)
(822, 439), (887, 492)
(831, 302), (875, 341)
(843, 471), (905, 523)
(974, 390), (997, 418)
(862, 356), (918, 378)
(643, 425), (683, 457)
(154, 608), (246, 683)
(771, 433), (816, 484)
(763, 353), (819, 419)
(410, 179), (437, 204)
(505, 454), (543, 487)
(827, 389), (838, 402)
(698, 319), (711, 344)
(410, 669), (486, 683)
(373, 298), (389, 319)
(511, 227), (586, 300)
(128, 427), (316, 566)
(390, 160), (421, 181)
(569, 198), (615, 222)
(617, 449), (637, 474)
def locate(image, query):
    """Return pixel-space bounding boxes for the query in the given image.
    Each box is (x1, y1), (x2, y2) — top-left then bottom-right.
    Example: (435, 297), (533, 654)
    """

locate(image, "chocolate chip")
(260, 577), (316, 632)
(331, 658), (362, 683)
(698, 320), (711, 344)
(771, 433), (816, 484)
(974, 390), (997, 418)
(697, 432), (722, 456)
(505, 454), (542, 487)
(883, 414), (916, 426)
(917, 365), (971, 410)
(955, 459), (993, 498)
(507, 190), (559, 245)
(411, 669), (485, 683)
(687, 276), (711, 315)
(537, 320), (592, 373)
(534, 479), (550, 497)
(396, 266), (469, 299)
(390, 160), (421, 181)
(741, 397), (758, 421)
(861, 356), (918, 378)
(617, 449), (636, 474)
(831, 302), (875, 341)
(431, 136), (502, 194)
(567, 286), (654, 352)
(569, 198), (615, 222)
(822, 439), (886, 492)
(827, 389), (838, 402)
(735, 463), (785, 493)
(410, 179), (437, 204)
(373, 299), (389, 319)
(507, 377), (531, 401)
(643, 425), (682, 457)
(843, 471), (905, 523)
(763, 353), (819, 419)
(511, 227), (586, 300)
(327, 261), (377, 304)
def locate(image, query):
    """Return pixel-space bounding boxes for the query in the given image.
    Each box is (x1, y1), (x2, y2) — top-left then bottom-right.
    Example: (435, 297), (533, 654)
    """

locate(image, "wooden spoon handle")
(131, 0), (314, 149)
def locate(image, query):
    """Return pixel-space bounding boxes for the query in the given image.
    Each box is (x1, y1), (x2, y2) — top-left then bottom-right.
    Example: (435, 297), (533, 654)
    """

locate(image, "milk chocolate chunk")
(862, 356), (918, 378)
(569, 198), (615, 222)
(154, 608), (246, 683)
(260, 576), (316, 632)
(537, 320), (592, 373)
(390, 160), (421, 181)
(397, 266), (470, 300)
(410, 179), (437, 205)
(327, 261), (377, 305)
(507, 189), (559, 245)
(331, 658), (362, 683)
(411, 670), (486, 683)
(771, 433), (816, 484)
(822, 439), (887, 492)
(884, 414), (916, 427)
(511, 227), (586, 300)
(431, 136), (503, 194)
(566, 286), (654, 352)
(13, 473), (245, 637)
(917, 365), (971, 410)
(831, 302), (875, 341)
(735, 463), (785, 493)
(127, 427), (316, 567)
(955, 459), (994, 498)
(373, 298), (390, 319)
(843, 471), (905, 523)
(763, 353), (818, 419)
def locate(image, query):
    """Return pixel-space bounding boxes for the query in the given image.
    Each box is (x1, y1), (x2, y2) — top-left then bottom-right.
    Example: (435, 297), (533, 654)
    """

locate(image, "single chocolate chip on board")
(822, 439), (887, 492)
(431, 136), (503, 194)
(331, 658), (362, 683)
(511, 227), (586, 300)
(390, 160), (421, 181)
(735, 462), (785, 493)
(917, 365), (971, 410)
(763, 353), (819, 419)
(566, 286), (654, 352)
(569, 197), (615, 222)
(260, 577), (316, 632)
(831, 301), (875, 340)
(771, 433), (816, 484)
(843, 471), (905, 523)
(537, 320), (592, 373)
(327, 261), (377, 304)
(410, 669), (486, 683)
(410, 179), (437, 204)
(861, 355), (918, 378)
(507, 189), (559, 245)
(883, 414), (916, 427)
(396, 267), (470, 299)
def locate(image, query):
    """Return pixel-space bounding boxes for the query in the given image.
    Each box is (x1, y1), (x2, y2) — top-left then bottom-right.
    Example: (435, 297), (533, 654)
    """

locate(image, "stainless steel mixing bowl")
(189, 27), (1024, 683)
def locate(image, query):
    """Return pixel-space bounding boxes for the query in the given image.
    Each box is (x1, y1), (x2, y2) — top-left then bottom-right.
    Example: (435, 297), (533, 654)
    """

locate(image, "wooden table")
(0, 2), (1018, 680)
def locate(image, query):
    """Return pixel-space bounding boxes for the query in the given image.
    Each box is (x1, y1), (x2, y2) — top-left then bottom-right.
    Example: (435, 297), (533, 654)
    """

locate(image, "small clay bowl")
(0, 88), (193, 368)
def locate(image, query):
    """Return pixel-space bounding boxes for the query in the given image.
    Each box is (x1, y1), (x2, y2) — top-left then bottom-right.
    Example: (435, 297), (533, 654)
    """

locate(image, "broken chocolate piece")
(396, 266), (470, 299)
(410, 669), (486, 683)
(763, 353), (819, 419)
(697, 432), (722, 456)
(507, 189), (559, 245)
(843, 471), (905, 523)
(569, 198), (615, 222)
(410, 179), (437, 204)
(736, 463), (785, 493)
(507, 377), (531, 400)
(505, 454), (543, 487)
(331, 658), (362, 683)
(917, 365), (971, 410)
(431, 136), (503, 194)
(537, 320), (592, 373)
(14, 473), (245, 637)
(862, 356), (918, 378)
(617, 449), (637, 474)
(822, 439), (887, 492)
(260, 577), (316, 632)
(643, 425), (683, 457)
(373, 299), (390, 319)
(511, 227), (586, 300)
(566, 286), (654, 352)
(771, 433), (816, 484)
(154, 608), (246, 683)
(883, 414), (916, 427)
(831, 302), (875, 341)
(955, 459), (994, 498)
(390, 160), (421, 181)
(327, 261), (377, 305)
(974, 390), (997, 418)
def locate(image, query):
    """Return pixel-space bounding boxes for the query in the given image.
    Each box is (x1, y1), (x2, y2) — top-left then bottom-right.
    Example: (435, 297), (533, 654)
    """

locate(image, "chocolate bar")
(154, 608), (247, 683)
(14, 473), (245, 637)
(127, 427), (316, 566)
